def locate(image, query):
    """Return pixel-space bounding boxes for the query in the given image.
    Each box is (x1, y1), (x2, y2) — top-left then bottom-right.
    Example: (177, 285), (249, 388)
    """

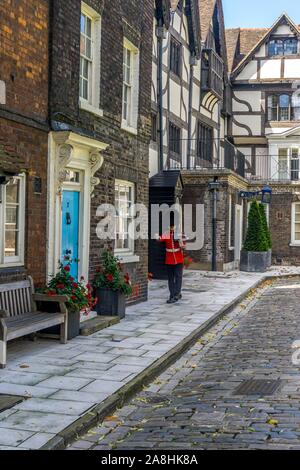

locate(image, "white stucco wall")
(260, 60), (281, 79)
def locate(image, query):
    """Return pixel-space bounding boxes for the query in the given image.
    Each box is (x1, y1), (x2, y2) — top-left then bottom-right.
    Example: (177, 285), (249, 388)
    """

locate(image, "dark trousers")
(167, 264), (183, 299)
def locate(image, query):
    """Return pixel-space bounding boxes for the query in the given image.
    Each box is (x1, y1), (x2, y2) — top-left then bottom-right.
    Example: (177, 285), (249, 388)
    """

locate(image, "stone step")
(79, 315), (120, 336)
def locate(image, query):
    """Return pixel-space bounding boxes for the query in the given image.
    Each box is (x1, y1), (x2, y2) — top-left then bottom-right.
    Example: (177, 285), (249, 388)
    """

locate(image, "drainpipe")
(156, 21), (164, 172)
(187, 55), (196, 170)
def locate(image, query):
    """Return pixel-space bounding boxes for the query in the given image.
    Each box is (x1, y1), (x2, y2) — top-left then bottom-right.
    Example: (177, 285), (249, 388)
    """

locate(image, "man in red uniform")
(158, 224), (185, 304)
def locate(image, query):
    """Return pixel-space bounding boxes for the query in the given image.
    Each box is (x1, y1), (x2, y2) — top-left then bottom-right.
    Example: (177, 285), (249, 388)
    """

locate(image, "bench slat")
(7, 314), (65, 341)
(0, 280), (31, 292)
(6, 312), (61, 326)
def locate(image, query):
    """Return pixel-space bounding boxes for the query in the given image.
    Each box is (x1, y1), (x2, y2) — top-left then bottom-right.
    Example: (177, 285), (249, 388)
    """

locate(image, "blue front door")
(61, 190), (80, 280)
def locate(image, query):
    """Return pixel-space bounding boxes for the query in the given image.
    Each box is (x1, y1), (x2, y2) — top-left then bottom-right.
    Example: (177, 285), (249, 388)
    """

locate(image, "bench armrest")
(33, 294), (68, 316)
(0, 310), (8, 319)
(33, 294), (68, 303)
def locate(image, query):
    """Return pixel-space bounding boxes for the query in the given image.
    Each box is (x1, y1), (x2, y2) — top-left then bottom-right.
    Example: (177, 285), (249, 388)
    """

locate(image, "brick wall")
(0, 0), (49, 285)
(0, 0), (48, 120)
(50, 0), (153, 302)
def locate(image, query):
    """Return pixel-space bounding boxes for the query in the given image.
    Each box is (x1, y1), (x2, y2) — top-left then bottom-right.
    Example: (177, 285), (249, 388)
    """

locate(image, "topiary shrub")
(243, 200), (269, 252)
(259, 203), (272, 250)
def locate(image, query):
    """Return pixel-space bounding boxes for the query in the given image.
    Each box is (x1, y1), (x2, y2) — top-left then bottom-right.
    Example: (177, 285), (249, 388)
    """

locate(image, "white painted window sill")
(228, 247), (235, 251)
(289, 243), (300, 247)
(121, 121), (138, 136)
(0, 262), (24, 269)
(115, 253), (140, 264)
(79, 99), (104, 118)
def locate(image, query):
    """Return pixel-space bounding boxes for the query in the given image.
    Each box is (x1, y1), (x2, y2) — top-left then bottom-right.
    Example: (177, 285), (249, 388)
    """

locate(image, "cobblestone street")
(68, 278), (300, 450)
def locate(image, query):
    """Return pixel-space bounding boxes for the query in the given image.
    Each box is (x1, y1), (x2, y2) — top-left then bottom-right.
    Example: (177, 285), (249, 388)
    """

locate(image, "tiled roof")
(225, 28), (268, 72)
(199, 0), (216, 42)
(226, 13), (300, 73)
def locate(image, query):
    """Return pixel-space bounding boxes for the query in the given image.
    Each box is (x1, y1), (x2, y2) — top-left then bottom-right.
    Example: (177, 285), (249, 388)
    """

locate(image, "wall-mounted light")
(261, 186), (272, 205)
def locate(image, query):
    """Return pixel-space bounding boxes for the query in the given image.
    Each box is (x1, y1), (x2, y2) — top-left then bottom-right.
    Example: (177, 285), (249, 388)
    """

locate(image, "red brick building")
(0, 0), (49, 284)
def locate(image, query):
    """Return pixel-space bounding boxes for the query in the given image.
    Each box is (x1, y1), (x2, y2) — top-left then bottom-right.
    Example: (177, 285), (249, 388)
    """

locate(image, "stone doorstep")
(41, 275), (269, 450)
(79, 316), (120, 336)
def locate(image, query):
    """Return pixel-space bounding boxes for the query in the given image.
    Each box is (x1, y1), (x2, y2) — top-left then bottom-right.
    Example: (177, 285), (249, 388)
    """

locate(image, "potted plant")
(40, 260), (95, 339)
(259, 203), (272, 267)
(92, 251), (133, 319)
(240, 200), (270, 273)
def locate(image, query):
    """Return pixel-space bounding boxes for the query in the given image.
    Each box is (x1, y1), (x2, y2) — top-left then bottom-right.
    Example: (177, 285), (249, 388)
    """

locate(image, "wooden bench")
(0, 277), (68, 368)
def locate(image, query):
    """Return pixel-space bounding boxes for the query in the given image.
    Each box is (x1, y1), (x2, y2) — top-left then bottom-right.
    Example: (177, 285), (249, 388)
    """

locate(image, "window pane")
(278, 149), (288, 179)
(284, 39), (298, 55)
(6, 179), (19, 203)
(268, 95), (278, 121)
(279, 94), (290, 121)
(80, 14), (85, 33)
(292, 93), (300, 120)
(6, 206), (18, 225)
(268, 39), (283, 56)
(86, 17), (92, 37)
(4, 231), (18, 257)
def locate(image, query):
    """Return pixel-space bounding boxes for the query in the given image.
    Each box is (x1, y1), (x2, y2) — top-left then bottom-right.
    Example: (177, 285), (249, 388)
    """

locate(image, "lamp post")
(208, 177), (221, 272)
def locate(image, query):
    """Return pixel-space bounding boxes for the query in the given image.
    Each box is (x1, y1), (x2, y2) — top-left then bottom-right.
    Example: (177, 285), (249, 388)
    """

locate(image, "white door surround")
(47, 131), (109, 282)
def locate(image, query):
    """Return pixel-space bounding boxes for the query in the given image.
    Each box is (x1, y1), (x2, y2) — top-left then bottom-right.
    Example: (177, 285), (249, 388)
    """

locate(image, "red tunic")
(159, 232), (185, 265)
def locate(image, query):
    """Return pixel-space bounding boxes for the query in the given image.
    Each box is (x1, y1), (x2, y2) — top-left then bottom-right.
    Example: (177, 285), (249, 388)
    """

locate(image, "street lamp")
(261, 186), (272, 204)
(238, 187), (272, 204)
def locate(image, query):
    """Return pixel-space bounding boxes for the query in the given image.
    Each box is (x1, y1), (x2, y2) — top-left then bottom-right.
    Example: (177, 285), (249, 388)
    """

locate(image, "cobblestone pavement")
(68, 277), (300, 450)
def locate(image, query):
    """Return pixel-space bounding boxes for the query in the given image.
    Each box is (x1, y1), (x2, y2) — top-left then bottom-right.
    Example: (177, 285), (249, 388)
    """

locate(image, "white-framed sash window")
(291, 202), (300, 245)
(115, 180), (135, 256)
(277, 148), (300, 181)
(121, 38), (140, 134)
(79, 3), (102, 116)
(0, 175), (25, 266)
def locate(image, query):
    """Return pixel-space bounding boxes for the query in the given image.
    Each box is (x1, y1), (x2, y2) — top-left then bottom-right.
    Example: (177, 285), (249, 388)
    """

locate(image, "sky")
(222, 0), (300, 28)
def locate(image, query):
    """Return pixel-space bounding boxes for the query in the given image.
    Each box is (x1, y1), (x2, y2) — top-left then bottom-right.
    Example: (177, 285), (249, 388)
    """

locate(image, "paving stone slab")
(0, 427), (34, 446)
(0, 410), (76, 433)
(14, 397), (95, 416)
(37, 376), (93, 391)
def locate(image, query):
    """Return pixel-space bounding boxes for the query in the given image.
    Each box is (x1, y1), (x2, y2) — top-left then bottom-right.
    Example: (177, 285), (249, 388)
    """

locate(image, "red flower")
(86, 283), (91, 290)
(56, 284), (65, 289)
(47, 290), (56, 297)
(72, 282), (78, 289)
(106, 274), (114, 282)
(71, 295), (77, 301)
(64, 265), (70, 272)
(96, 267), (102, 273)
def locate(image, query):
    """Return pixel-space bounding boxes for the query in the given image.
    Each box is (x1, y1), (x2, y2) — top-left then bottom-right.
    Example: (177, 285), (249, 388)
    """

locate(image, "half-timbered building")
(150, 0), (247, 275)
(227, 13), (300, 265)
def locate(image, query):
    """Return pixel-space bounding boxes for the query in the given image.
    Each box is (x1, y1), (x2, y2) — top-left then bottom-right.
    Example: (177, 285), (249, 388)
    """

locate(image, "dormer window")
(268, 38), (298, 56)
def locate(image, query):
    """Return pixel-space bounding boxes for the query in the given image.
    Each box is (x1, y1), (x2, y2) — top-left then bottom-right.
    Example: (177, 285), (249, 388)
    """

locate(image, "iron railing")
(166, 139), (246, 179)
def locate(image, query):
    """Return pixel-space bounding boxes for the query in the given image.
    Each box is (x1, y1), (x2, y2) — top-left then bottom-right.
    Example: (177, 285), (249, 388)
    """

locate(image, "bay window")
(115, 180), (135, 255)
(0, 176), (25, 266)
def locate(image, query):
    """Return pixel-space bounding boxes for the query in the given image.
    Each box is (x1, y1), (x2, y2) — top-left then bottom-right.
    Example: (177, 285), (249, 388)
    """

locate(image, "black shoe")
(167, 297), (176, 304)
(174, 293), (182, 301)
